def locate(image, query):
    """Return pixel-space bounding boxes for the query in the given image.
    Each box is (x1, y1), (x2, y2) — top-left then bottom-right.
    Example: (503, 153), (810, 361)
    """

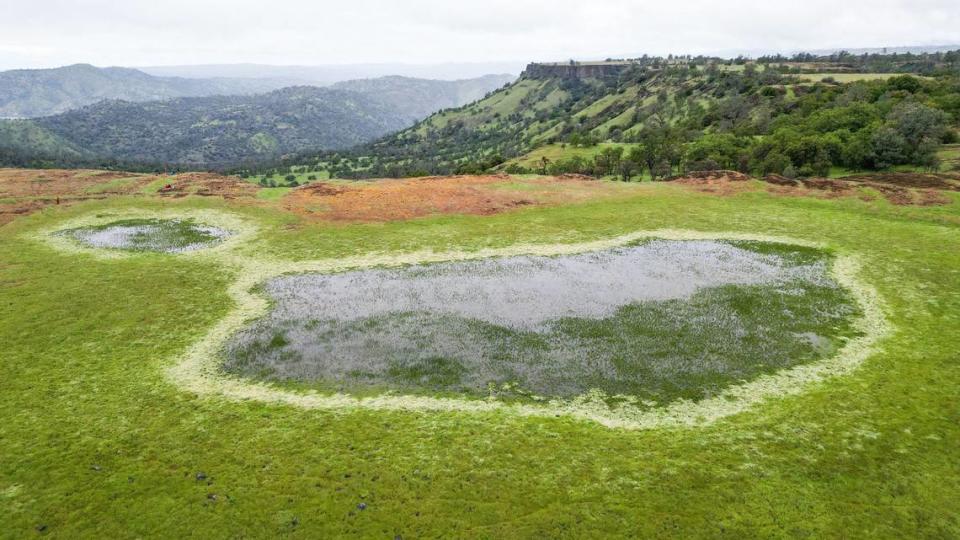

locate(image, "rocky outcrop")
(522, 62), (636, 80)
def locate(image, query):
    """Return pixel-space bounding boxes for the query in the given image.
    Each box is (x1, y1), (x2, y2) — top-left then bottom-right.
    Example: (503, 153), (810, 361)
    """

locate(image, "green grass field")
(2, 178), (959, 537)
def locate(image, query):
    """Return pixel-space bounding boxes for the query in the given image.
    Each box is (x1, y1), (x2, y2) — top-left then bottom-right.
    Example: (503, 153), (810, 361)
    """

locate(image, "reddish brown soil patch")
(156, 173), (258, 199)
(763, 174), (798, 187)
(668, 170), (755, 196)
(669, 170), (752, 183)
(778, 173), (959, 206)
(839, 172), (960, 191)
(670, 169), (957, 206)
(282, 174), (619, 222)
(0, 168), (257, 226)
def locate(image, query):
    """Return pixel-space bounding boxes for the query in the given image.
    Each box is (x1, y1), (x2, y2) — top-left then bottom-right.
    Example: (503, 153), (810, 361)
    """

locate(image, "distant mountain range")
(137, 62), (526, 85)
(0, 65), (516, 167)
(0, 64), (516, 121)
(0, 64), (298, 118)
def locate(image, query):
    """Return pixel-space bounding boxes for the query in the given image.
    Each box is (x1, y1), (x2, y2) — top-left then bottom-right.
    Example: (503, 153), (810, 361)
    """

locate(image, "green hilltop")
(288, 51), (960, 180)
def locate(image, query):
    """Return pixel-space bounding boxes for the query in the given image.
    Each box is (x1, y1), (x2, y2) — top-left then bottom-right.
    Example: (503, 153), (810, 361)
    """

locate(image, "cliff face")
(522, 62), (635, 79)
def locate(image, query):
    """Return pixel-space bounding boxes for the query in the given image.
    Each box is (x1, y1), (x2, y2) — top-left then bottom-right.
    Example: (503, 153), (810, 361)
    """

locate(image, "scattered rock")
(357, 502), (367, 511)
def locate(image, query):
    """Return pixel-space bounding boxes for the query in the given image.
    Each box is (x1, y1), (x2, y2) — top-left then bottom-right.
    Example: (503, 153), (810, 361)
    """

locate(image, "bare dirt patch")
(282, 174), (620, 222)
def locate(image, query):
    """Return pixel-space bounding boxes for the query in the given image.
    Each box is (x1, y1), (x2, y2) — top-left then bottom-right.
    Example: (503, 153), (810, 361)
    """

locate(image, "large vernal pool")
(223, 240), (862, 405)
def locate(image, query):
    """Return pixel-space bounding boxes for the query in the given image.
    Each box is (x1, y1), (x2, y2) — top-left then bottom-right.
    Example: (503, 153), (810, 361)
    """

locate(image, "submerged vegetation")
(58, 218), (231, 253)
(223, 240), (860, 404)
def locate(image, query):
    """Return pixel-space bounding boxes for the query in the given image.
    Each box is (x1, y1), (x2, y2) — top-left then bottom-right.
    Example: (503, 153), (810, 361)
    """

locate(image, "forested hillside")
(0, 64), (293, 118)
(17, 87), (409, 167)
(0, 72), (516, 168)
(286, 50), (960, 180)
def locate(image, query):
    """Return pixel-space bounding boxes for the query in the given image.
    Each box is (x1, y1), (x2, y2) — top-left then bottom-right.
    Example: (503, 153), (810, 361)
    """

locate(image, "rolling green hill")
(290, 52), (959, 180)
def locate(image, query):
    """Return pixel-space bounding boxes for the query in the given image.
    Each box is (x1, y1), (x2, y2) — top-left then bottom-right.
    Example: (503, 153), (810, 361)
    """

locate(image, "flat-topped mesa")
(522, 61), (638, 80)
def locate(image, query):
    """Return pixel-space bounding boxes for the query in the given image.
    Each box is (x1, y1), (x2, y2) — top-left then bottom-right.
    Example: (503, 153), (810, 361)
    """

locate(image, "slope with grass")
(288, 55), (959, 180)
(1, 171), (959, 536)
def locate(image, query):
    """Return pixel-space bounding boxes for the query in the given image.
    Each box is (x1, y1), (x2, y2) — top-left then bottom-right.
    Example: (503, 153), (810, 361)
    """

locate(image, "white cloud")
(1, 0), (958, 70)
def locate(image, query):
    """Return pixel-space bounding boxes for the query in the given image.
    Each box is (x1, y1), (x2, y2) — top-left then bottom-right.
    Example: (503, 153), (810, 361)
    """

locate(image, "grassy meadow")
(1, 177), (959, 537)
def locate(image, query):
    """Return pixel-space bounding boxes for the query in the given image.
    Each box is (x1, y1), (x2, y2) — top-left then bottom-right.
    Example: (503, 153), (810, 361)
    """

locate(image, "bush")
(761, 152), (791, 175)
(687, 159), (721, 172)
(504, 164), (529, 175)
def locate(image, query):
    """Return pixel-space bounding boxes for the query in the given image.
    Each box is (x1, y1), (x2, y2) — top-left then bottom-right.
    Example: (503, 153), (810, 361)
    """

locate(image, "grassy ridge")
(1, 185), (959, 536)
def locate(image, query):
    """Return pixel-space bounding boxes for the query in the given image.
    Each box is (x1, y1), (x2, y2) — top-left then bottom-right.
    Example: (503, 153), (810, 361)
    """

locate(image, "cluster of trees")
(506, 76), (955, 181)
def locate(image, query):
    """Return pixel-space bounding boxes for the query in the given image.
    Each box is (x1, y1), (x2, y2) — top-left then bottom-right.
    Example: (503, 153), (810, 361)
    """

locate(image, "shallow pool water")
(60, 218), (231, 253)
(223, 240), (861, 403)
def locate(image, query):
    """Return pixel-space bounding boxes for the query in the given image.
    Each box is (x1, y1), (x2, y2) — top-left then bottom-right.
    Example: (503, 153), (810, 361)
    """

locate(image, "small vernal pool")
(58, 218), (231, 253)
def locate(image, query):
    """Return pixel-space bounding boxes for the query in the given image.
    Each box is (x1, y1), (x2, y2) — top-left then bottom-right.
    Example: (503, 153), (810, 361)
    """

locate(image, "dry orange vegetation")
(281, 174), (622, 222)
(0, 169), (256, 225)
(3, 168), (954, 229)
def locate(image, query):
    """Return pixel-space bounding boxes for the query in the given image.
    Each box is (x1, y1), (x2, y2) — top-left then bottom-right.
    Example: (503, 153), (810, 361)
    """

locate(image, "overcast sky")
(2, 0), (959, 70)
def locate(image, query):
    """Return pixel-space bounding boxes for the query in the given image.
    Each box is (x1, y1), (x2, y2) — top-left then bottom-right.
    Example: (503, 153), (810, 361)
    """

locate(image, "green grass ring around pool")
(31, 209), (891, 430)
